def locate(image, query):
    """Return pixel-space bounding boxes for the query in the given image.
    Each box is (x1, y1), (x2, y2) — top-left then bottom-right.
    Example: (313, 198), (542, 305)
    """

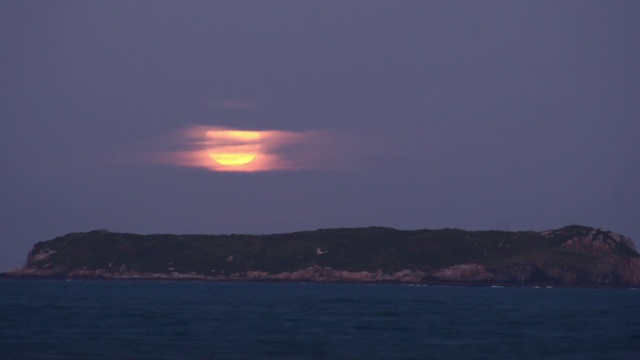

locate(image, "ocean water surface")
(1, 279), (639, 359)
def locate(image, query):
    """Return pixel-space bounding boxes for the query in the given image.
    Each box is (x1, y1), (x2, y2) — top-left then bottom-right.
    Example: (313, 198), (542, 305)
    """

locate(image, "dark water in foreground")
(1, 280), (639, 359)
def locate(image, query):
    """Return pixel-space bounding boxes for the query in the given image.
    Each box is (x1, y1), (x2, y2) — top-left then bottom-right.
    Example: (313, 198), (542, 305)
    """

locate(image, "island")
(3, 225), (640, 287)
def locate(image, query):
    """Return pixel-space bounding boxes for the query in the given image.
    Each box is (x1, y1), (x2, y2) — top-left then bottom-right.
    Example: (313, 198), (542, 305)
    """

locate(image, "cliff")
(3, 226), (640, 287)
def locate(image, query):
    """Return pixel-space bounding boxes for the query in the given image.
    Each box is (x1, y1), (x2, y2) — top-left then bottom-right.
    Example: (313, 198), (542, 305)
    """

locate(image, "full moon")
(209, 152), (257, 166)
(206, 130), (261, 167)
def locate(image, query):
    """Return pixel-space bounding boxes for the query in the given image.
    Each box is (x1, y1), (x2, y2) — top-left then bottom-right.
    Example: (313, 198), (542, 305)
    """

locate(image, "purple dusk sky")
(1, 1), (639, 270)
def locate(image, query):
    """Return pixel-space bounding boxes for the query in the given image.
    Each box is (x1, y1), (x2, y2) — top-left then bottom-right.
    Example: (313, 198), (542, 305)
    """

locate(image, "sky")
(2, 1), (639, 270)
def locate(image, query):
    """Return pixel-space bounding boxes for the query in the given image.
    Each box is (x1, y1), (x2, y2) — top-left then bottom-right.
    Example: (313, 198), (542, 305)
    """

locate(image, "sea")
(1, 280), (638, 359)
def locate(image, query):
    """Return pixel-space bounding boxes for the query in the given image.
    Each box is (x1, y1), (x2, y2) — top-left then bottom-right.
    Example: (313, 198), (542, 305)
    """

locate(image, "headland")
(3, 225), (639, 287)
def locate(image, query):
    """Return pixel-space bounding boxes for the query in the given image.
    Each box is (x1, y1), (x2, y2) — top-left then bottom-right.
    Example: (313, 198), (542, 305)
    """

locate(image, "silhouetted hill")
(3, 226), (639, 287)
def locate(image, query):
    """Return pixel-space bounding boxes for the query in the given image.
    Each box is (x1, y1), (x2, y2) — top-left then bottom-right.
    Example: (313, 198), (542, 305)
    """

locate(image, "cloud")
(155, 126), (335, 172)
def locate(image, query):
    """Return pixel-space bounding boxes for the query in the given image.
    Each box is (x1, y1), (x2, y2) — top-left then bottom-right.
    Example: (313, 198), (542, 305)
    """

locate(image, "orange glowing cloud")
(158, 126), (332, 172)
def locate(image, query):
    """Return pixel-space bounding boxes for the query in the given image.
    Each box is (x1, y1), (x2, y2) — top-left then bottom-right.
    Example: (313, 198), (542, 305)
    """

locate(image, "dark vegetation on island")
(3, 225), (640, 287)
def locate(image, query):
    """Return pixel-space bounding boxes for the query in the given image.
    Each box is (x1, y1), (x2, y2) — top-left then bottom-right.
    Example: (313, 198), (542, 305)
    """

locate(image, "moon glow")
(159, 126), (330, 172)
(206, 130), (261, 167)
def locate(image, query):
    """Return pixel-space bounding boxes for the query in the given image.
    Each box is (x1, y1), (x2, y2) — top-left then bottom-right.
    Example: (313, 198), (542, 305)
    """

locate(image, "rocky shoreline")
(2, 265), (426, 283)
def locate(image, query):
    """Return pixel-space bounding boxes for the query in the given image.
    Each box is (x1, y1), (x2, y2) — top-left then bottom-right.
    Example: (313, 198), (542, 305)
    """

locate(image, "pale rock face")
(614, 257), (640, 285)
(245, 271), (269, 279)
(430, 263), (492, 282)
(562, 229), (636, 254)
(608, 232), (637, 252)
(28, 249), (56, 264)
